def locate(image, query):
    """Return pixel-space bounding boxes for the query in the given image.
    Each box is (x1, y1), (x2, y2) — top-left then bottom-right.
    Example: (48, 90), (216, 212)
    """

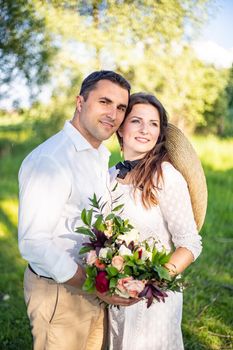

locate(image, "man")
(18, 71), (137, 350)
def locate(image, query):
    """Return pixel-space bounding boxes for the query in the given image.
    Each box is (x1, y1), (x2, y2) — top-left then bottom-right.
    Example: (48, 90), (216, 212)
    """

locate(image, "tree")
(0, 0), (56, 101)
(204, 65), (233, 136)
(33, 0), (218, 133)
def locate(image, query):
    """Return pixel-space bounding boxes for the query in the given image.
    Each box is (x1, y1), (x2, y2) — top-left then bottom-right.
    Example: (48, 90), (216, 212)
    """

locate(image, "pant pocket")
(48, 284), (59, 323)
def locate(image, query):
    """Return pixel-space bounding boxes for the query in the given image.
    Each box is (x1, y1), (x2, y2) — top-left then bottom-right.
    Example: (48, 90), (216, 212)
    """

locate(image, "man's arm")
(18, 155), (77, 282)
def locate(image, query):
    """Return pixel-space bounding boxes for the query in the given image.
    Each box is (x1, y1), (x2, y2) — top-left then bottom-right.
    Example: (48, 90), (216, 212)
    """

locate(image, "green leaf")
(109, 277), (117, 289)
(79, 246), (92, 255)
(112, 182), (118, 192)
(105, 213), (115, 221)
(136, 259), (144, 265)
(156, 266), (172, 281)
(82, 278), (95, 292)
(86, 208), (93, 226)
(152, 249), (159, 265)
(112, 204), (124, 212)
(112, 194), (123, 203)
(107, 250), (113, 260)
(114, 216), (123, 227)
(86, 266), (97, 278)
(159, 252), (172, 265)
(89, 193), (101, 209)
(124, 266), (132, 275)
(81, 208), (88, 225)
(75, 227), (95, 238)
(100, 201), (108, 211)
(106, 266), (119, 277)
(94, 214), (106, 231)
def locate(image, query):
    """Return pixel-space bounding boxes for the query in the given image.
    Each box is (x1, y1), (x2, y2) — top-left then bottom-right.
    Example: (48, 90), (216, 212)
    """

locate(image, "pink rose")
(124, 279), (146, 298)
(95, 271), (109, 293)
(112, 255), (124, 271)
(86, 250), (97, 265)
(116, 277), (133, 298)
(117, 277), (145, 298)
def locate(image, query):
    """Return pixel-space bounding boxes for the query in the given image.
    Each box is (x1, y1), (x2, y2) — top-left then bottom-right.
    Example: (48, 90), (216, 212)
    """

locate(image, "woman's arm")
(159, 162), (203, 275)
(164, 247), (194, 276)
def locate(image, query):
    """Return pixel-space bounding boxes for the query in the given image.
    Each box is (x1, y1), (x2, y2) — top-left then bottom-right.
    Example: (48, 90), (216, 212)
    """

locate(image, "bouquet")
(76, 191), (183, 308)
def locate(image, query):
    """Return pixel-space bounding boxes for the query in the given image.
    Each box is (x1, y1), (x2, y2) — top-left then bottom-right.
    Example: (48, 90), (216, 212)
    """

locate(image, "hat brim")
(165, 123), (207, 231)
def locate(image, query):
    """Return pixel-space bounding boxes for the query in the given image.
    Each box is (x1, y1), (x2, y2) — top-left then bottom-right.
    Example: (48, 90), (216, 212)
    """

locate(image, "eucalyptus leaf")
(112, 182), (118, 192)
(105, 213), (115, 221)
(79, 246), (92, 255)
(86, 208), (93, 226)
(75, 227), (95, 238)
(81, 208), (88, 225)
(94, 215), (104, 230)
(112, 204), (124, 212)
(114, 216), (123, 226)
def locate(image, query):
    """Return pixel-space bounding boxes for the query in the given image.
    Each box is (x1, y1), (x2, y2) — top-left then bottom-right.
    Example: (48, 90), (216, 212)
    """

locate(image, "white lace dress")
(108, 162), (202, 350)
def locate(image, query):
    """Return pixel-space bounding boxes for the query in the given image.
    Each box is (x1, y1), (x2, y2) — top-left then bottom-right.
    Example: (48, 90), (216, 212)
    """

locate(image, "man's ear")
(118, 127), (123, 137)
(76, 95), (84, 113)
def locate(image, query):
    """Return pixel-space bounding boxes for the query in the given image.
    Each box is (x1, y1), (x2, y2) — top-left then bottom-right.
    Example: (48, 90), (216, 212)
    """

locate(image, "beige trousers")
(24, 267), (106, 350)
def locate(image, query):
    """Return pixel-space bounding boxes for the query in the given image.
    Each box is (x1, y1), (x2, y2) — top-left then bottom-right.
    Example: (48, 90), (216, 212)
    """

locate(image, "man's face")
(75, 80), (129, 148)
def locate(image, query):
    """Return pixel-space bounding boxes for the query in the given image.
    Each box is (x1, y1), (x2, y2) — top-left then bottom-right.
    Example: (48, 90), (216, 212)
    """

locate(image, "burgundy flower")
(83, 228), (109, 255)
(138, 248), (143, 259)
(95, 271), (109, 293)
(138, 282), (168, 308)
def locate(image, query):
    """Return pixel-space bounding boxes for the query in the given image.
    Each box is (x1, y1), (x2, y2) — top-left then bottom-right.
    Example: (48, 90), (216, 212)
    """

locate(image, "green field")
(0, 126), (232, 350)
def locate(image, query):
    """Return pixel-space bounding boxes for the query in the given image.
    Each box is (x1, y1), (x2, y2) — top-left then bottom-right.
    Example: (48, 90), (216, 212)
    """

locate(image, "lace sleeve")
(158, 162), (202, 260)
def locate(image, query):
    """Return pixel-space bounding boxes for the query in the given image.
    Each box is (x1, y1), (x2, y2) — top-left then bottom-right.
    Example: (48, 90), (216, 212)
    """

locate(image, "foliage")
(28, 0), (223, 133)
(0, 0), (56, 101)
(2, 0), (232, 135)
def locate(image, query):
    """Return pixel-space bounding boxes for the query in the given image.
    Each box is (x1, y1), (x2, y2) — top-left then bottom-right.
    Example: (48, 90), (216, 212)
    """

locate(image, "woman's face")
(118, 103), (161, 160)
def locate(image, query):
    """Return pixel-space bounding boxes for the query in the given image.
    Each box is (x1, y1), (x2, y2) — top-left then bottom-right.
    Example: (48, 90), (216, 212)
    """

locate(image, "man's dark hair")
(79, 70), (131, 100)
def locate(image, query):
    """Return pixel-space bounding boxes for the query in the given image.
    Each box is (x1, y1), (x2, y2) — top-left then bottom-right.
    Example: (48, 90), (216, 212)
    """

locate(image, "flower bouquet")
(76, 191), (183, 308)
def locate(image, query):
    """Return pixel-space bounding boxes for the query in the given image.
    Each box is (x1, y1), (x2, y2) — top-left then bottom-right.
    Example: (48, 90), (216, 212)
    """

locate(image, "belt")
(28, 264), (53, 280)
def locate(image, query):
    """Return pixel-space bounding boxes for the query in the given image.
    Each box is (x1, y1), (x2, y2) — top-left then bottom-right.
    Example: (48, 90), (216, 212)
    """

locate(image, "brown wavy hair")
(117, 92), (169, 208)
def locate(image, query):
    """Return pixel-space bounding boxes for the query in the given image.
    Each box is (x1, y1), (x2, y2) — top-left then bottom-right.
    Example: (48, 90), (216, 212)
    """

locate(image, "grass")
(0, 127), (233, 350)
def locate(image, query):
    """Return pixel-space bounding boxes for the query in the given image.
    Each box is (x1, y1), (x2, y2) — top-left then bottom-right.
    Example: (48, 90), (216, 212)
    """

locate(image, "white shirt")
(18, 121), (110, 283)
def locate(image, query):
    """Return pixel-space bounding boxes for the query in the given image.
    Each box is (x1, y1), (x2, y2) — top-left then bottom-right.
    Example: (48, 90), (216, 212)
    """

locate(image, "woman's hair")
(117, 92), (169, 208)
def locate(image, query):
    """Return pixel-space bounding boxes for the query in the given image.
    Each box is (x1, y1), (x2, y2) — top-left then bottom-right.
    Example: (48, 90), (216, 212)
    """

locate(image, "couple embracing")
(18, 70), (203, 350)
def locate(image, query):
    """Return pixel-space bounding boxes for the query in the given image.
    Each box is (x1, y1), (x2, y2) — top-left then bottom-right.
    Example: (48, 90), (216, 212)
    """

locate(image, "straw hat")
(165, 123), (207, 231)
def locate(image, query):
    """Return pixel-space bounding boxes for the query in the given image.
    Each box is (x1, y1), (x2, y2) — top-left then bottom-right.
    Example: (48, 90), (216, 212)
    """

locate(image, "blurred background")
(0, 1), (232, 349)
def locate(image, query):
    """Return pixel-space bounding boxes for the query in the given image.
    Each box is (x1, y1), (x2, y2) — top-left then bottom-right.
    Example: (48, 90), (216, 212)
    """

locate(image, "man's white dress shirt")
(18, 121), (110, 283)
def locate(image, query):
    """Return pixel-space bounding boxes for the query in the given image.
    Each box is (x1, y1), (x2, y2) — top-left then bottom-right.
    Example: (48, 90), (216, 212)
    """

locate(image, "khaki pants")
(24, 267), (106, 350)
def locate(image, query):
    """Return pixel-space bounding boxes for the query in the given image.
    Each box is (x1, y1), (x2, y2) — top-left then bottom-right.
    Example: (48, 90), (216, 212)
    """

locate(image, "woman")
(108, 93), (202, 350)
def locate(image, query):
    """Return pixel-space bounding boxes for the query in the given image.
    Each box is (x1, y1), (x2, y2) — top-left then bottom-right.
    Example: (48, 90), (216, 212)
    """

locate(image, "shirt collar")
(63, 121), (110, 159)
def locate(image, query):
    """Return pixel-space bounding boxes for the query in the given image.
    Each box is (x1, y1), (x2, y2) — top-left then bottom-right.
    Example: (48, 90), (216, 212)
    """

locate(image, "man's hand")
(96, 291), (141, 307)
(66, 265), (141, 306)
